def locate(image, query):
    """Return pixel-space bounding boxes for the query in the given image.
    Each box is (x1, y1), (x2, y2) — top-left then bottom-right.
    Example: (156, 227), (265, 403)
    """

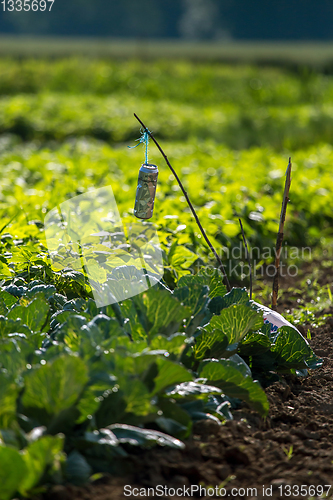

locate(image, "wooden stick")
(133, 113), (231, 291)
(272, 157), (292, 310)
(239, 218), (252, 300)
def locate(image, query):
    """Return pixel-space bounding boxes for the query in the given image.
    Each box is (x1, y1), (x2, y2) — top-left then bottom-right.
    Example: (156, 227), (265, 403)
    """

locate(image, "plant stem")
(239, 218), (252, 300)
(272, 157), (292, 310)
(133, 113), (231, 291)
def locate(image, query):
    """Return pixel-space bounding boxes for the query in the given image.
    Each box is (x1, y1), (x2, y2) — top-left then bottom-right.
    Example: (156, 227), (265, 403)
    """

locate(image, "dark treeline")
(1, 0), (333, 40)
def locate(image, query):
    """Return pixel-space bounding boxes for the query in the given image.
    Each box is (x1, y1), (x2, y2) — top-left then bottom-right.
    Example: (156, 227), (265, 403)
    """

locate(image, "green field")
(3, 37), (333, 68)
(0, 57), (332, 497)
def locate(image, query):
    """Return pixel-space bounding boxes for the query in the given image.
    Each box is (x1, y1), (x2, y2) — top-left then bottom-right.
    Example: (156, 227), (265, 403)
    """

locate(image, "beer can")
(134, 163), (159, 219)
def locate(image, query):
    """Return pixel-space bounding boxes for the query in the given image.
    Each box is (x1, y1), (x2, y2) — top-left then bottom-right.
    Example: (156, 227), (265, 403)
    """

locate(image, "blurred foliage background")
(1, 1), (333, 289)
(2, 0), (333, 40)
(0, 57), (332, 278)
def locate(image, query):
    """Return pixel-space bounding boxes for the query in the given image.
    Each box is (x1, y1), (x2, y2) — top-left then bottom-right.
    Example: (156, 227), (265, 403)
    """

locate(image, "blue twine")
(128, 127), (150, 164)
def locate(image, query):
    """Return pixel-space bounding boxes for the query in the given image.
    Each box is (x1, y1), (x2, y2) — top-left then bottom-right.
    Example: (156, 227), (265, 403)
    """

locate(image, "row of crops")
(3, 89), (333, 149)
(0, 58), (332, 498)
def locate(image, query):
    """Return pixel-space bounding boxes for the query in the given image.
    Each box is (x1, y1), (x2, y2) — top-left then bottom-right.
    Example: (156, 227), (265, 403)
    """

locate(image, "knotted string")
(128, 127), (150, 164)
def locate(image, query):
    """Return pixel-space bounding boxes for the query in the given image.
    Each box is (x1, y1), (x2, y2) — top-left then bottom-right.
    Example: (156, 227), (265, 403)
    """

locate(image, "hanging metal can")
(134, 163), (159, 219)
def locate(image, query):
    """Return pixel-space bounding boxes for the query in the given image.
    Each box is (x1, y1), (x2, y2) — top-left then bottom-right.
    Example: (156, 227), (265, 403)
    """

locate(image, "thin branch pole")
(239, 218), (252, 300)
(134, 113), (231, 291)
(272, 157), (292, 311)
